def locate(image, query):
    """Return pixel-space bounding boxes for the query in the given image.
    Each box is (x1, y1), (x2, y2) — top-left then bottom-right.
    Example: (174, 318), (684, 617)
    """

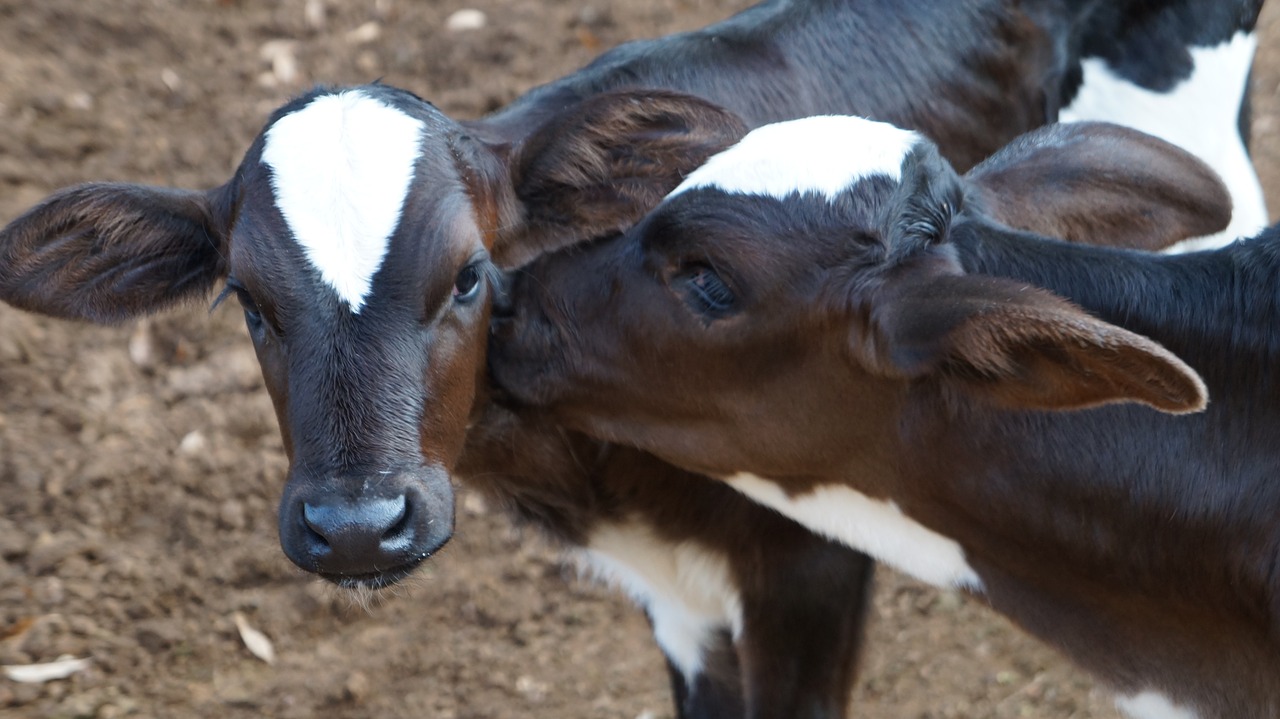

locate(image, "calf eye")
(213, 279), (276, 338)
(453, 263), (482, 303)
(235, 289), (265, 332)
(675, 263), (737, 318)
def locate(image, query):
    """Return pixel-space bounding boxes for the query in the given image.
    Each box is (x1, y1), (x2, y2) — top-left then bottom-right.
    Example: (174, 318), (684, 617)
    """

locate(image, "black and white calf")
(488, 116), (1279, 718)
(0, 0), (1266, 716)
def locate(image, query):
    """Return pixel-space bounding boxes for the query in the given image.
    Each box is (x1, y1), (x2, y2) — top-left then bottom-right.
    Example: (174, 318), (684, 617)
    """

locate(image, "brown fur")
(488, 121), (1278, 716)
(966, 123), (1233, 249)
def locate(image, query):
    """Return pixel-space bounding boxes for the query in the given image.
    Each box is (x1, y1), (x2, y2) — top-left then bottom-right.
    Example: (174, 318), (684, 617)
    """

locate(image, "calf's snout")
(278, 467), (454, 587)
(487, 267), (576, 406)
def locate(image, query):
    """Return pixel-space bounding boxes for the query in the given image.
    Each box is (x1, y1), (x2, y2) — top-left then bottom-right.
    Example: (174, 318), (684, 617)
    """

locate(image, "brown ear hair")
(964, 122), (1232, 251)
(868, 271), (1207, 414)
(495, 90), (748, 268)
(0, 182), (233, 323)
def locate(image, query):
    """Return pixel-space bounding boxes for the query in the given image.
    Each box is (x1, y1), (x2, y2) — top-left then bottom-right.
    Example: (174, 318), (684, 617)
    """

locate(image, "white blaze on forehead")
(725, 473), (984, 592)
(261, 89), (425, 313)
(668, 115), (919, 201)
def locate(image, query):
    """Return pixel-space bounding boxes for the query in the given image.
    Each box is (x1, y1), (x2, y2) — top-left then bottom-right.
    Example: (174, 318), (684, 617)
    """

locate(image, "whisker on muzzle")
(311, 567), (433, 615)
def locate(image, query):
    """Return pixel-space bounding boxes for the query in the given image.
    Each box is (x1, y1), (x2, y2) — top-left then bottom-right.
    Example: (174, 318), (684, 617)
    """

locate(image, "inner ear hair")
(498, 90), (747, 269)
(960, 122), (1231, 250)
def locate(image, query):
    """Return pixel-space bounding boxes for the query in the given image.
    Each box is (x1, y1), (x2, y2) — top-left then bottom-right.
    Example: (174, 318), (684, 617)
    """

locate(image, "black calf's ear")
(0, 182), (233, 323)
(498, 90), (748, 268)
(866, 272), (1207, 415)
(964, 122), (1231, 251)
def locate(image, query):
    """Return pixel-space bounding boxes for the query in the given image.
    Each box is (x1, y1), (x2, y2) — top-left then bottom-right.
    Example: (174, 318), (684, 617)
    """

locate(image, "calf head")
(489, 119), (1217, 478)
(0, 83), (744, 587)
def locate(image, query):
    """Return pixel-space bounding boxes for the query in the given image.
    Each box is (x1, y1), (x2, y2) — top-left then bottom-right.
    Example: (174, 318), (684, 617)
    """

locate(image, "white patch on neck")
(261, 89), (425, 313)
(724, 473), (983, 592)
(578, 520), (743, 687)
(1115, 691), (1199, 719)
(1060, 31), (1266, 251)
(668, 115), (919, 201)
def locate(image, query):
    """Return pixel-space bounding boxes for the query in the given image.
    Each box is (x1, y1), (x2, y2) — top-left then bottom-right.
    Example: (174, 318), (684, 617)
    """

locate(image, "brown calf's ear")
(869, 272), (1207, 414)
(964, 122), (1232, 251)
(0, 182), (232, 324)
(497, 89), (748, 268)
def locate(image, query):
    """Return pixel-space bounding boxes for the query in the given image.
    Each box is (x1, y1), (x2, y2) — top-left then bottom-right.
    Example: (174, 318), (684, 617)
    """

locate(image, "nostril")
(377, 496), (415, 556)
(381, 495), (410, 541)
(490, 272), (515, 317)
(488, 316), (517, 346)
(301, 503), (332, 549)
(280, 476), (452, 581)
(491, 296), (515, 321)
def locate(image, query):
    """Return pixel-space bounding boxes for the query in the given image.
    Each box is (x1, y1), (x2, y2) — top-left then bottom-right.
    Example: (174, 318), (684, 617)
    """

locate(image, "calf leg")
(661, 628), (747, 719)
(458, 409), (876, 717)
(735, 530), (876, 719)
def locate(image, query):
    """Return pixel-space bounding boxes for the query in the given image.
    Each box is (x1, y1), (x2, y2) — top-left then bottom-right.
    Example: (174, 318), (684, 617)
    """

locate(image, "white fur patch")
(1116, 691), (1199, 719)
(724, 473), (983, 592)
(668, 115), (919, 201)
(1061, 32), (1267, 251)
(578, 520), (743, 687)
(261, 90), (425, 313)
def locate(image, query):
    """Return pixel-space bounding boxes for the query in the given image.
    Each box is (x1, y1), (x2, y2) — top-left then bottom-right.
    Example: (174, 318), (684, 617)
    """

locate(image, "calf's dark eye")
(675, 263), (737, 318)
(236, 290), (265, 331)
(213, 279), (275, 338)
(453, 264), (482, 303)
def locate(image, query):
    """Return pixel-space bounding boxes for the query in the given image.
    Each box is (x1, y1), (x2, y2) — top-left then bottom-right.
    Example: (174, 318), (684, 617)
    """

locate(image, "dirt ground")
(0, 1), (1277, 718)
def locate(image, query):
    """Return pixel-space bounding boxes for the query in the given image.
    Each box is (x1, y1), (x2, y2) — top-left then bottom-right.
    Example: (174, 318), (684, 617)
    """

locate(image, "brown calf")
(489, 120), (1275, 717)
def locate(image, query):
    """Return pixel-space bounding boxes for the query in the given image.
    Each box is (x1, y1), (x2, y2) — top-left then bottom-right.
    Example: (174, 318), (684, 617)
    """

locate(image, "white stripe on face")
(261, 89), (425, 313)
(668, 115), (919, 201)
